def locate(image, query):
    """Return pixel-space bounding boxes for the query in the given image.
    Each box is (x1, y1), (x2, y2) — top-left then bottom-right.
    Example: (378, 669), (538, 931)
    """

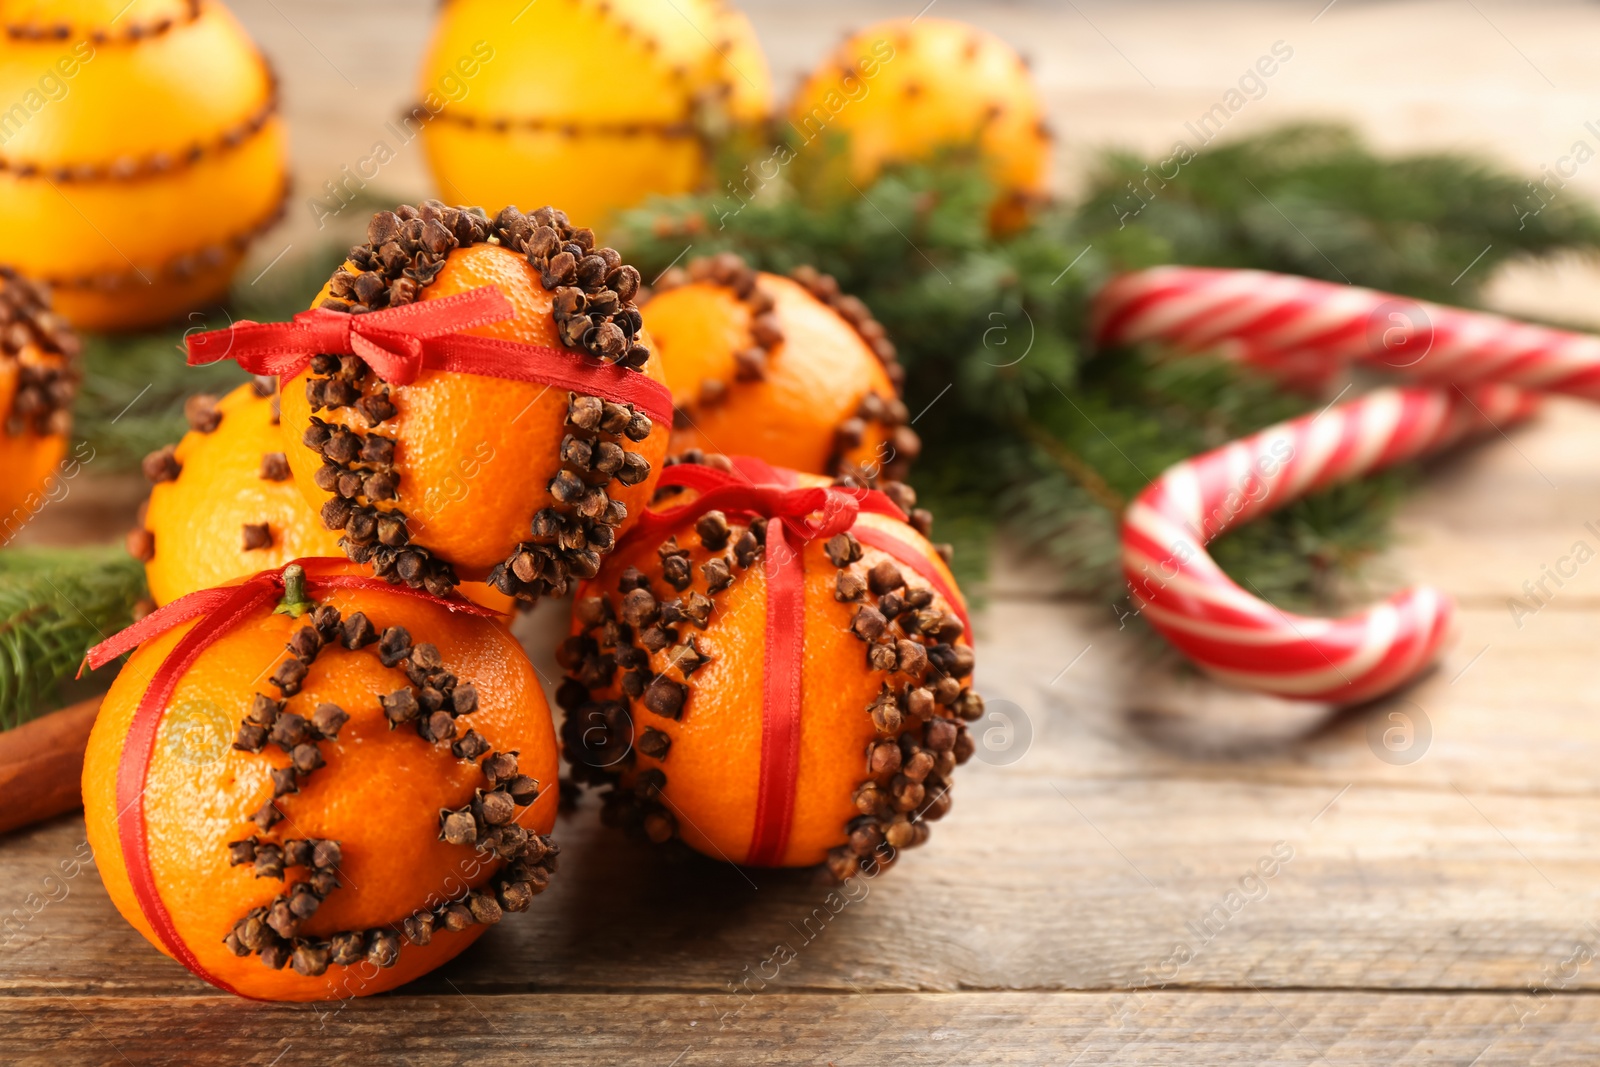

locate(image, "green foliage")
(5, 248), (350, 727)
(70, 244), (347, 471)
(0, 547), (147, 729)
(615, 123), (1600, 610)
(1077, 123), (1600, 302)
(73, 331), (250, 472)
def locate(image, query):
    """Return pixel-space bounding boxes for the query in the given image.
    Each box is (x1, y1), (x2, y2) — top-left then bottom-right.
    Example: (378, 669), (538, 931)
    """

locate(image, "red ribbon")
(184, 286), (675, 427)
(621, 461), (969, 867)
(81, 560), (501, 997)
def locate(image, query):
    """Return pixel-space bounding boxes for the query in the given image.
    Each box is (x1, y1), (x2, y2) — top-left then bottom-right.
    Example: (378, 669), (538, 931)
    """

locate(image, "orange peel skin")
(789, 16), (1051, 233)
(0, 268), (80, 530)
(0, 0), (290, 330)
(644, 255), (922, 485)
(276, 204), (671, 606)
(84, 575), (560, 1001)
(415, 0), (772, 232)
(560, 462), (981, 880)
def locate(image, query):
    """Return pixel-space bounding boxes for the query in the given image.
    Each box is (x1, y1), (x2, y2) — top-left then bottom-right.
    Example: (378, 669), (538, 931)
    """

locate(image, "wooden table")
(13, 1), (1600, 1062)
(9, 401), (1600, 1063)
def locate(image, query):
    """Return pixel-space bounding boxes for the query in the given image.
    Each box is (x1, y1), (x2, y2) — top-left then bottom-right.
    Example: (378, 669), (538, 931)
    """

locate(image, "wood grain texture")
(6, 403), (1600, 1064)
(3, 767), (1598, 998)
(6, 992), (1600, 1066)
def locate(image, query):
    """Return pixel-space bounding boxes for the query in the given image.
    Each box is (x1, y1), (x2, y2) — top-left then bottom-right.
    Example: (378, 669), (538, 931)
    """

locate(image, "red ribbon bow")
(626, 458), (892, 549)
(620, 459), (970, 867)
(184, 286), (675, 426)
(81, 560), (502, 998)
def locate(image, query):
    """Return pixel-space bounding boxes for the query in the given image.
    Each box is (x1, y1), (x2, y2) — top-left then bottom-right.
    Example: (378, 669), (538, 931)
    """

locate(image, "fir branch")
(613, 122), (1600, 612)
(71, 245), (348, 471)
(73, 332), (250, 472)
(1076, 123), (1600, 302)
(1020, 420), (1126, 517)
(896, 430), (1003, 599)
(0, 547), (146, 730)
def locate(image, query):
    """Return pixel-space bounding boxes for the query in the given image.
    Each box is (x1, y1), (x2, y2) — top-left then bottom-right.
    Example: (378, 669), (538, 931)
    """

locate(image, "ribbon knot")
(186, 287), (515, 386)
(81, 558), (502, 676)
(320, 313), (428, 384)
(624, 458), (897, 552)
(183, 285), (676, 424)
(751, 484), (862, 543)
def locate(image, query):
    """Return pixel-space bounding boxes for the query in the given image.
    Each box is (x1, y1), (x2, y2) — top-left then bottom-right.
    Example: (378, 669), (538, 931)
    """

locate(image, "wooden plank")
(6, 765), (1600, 997)
(1391, 399), (1600, 604)
(8, 406), (1599, 1009)
(4, 990), (1600, 1066)
(978, 600), (1600, 796)
(7, 473), (145, 550)
(10, 2), (1600, 1061)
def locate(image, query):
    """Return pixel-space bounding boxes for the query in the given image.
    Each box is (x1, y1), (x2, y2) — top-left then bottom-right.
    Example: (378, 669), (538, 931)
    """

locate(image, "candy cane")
(1094, 266), (1600, 398)
(1122, 383), (1539, 703)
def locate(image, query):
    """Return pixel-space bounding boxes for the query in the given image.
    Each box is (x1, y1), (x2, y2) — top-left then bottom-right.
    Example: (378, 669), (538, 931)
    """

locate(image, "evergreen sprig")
(613, 122), (1600, 610)
(0, 547), (146, 729)
(70, 245), (347, 471)
(1076, 124), (1600, 302)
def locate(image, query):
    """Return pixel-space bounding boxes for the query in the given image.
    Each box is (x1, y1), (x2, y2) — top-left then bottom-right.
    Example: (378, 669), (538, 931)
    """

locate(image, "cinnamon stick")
(0, 697), (100, 835)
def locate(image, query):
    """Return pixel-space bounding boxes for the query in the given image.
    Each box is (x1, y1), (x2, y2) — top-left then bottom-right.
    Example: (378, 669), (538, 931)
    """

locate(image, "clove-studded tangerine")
(643, 253), (918, 483)
(0, 0), (289, 329)
(133, 381), (342, 604)
(789, 17), (1051, 233)
(416, 0), (772, 230)
(132, 381), (511, 612)
(560, 455), (977, 878)
(0, 268), (81, 527)
(261, 202), (673, 604)
(82, 562), (560, 1001)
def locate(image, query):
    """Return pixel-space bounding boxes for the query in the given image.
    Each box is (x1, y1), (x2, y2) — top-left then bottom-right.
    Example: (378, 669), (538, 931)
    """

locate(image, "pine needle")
(0, 547), (146, 729)
(70, 244), (348, 471)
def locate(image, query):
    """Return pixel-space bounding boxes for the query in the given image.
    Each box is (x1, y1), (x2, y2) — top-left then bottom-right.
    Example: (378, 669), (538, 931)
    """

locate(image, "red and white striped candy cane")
(1094, 266), (1600, 398)
(1123, 383), (1539, 703)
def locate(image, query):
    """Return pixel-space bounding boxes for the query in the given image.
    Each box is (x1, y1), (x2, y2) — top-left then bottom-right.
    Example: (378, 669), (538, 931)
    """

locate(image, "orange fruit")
(83, 564), (560, 1001)
(559, 457), (979, 876)
(789, 17), (1051, 233)
(643, 253), (919, 483)
(134, 382), (343, 604)
(133, 381), (512, 612)
(276, 202), (671, 604)
(416, 0), (772, 232)
(0, 267), (80, 534)
(0, 0), (289, 330)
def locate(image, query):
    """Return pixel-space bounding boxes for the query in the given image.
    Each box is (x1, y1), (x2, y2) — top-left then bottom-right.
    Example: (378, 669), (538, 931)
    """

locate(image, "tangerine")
(560, 457), (979, 877)
(0, 268), (80, 536)
(83, 563), (560, 1001)
(789, 17), (1051, 233)
(643, 253), (919, 483)
(134, 382), (342, 604)
(416, 0), (772, 231)
(0, 0), (289, 329)
(276, 202), (671, 604)
(133, 381), (512, 611)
